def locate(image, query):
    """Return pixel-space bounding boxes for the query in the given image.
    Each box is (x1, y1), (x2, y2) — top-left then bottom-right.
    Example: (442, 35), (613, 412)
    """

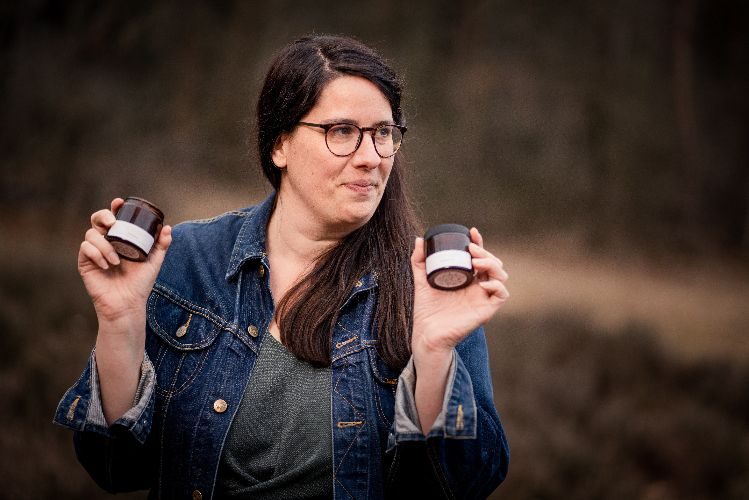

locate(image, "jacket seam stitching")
(178, 210), (249, 225)
(332, 359), (366, 473)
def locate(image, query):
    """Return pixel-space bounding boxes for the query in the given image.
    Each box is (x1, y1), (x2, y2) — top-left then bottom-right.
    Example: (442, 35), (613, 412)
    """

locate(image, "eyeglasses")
(297, 122), (407, 158)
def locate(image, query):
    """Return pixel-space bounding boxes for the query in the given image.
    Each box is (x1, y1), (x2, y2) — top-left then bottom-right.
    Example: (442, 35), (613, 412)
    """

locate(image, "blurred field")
(1, 222), (747, 499)
(501, 237), (749, 362)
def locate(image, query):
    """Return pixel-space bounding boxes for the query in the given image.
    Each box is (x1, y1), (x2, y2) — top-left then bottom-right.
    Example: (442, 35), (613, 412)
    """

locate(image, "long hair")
(256, 35), (420, 369)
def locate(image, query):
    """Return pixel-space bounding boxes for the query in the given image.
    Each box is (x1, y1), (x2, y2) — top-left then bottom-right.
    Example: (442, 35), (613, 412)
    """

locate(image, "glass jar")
(424, 223), (473, 290)
(106, 197), (164, 262)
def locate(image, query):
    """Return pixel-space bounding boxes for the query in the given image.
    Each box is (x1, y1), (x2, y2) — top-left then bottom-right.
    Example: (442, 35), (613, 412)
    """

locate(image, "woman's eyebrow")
(318, 118), (396, 126)
(318, 117), (355, 125)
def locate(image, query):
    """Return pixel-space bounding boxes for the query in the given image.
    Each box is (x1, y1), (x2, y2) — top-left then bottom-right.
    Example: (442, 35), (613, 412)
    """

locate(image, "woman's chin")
(334, 207), (377, 231)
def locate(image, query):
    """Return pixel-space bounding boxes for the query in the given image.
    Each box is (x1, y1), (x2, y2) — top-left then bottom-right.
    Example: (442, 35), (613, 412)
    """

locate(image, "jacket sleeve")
(52, 350), (158, 493)
(386, 326), (509, 499)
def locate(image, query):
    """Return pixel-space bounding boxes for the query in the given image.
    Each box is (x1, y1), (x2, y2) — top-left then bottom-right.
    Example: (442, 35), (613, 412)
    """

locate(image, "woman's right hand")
(80, 198), (172, 423)
(79, 198), (172, 329)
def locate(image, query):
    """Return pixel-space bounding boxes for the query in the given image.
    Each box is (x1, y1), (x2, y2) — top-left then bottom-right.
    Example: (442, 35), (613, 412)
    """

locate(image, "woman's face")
(272, 75), (395, 234)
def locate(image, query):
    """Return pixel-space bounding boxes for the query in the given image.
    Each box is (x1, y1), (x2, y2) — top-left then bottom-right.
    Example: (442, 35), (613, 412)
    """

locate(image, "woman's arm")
(410, 227), (508, 434)
(78, 199), (171, 423)
(53, 199), (172, 492)
(387, 327), (509, 499)
(54, 343), (159, 492)
(386, 227), (510, 498)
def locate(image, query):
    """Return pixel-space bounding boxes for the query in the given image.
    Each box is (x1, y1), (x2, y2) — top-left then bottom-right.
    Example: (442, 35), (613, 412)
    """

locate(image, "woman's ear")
(271, 133), (289, 169)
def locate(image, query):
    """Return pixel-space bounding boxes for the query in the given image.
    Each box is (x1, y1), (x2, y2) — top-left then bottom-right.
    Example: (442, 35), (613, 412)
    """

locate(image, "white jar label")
(107, 220), (155, 254)
(426, 249), (472, 275)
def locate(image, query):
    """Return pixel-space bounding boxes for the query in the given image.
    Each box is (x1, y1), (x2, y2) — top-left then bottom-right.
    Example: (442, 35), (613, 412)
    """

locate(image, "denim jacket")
(54, 193), (509, 499)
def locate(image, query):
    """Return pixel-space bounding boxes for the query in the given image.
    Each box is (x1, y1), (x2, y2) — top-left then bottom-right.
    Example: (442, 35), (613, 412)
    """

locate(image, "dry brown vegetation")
(487, 241), (749, 499)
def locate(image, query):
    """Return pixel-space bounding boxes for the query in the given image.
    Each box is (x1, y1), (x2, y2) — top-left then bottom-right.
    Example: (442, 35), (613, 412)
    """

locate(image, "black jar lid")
(424, 223), (470, 240)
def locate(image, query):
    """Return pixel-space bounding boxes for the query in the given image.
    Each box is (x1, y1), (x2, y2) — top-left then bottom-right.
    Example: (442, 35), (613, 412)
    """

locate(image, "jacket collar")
(225, 192), (276, 281)
(224, 191), (379, 292)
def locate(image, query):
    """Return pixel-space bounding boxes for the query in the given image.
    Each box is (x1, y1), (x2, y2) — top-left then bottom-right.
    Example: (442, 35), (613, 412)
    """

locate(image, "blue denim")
(54, 193), (509, 499)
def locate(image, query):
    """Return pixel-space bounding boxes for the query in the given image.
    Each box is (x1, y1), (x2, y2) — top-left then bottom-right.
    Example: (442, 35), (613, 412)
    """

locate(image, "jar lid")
(424, 223), (470, 240)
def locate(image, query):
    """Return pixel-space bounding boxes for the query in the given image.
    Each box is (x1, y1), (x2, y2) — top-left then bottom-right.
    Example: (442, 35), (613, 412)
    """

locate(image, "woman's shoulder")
(156, 202), (266, 286)
(173, 207), (255, 235)
(169, 202), (263, 248)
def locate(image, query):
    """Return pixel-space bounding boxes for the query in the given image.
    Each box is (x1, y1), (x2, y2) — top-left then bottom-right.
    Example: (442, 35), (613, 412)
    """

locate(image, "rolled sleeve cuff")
(392, 350), (477, 443)
(52, 350), (156, 445)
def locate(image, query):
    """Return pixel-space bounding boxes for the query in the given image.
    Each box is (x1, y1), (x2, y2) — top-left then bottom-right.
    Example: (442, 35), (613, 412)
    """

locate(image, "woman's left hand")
(410, 227), (509, 356)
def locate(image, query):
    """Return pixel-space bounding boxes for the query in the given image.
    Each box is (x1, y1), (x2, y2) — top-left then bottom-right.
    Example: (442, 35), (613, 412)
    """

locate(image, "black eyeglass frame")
(297, 121), (407, 158)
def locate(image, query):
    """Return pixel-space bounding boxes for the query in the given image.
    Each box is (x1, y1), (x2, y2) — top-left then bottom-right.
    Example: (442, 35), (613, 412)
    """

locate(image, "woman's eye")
(376, 126), (393, 138)
(330, 124), (357, 137)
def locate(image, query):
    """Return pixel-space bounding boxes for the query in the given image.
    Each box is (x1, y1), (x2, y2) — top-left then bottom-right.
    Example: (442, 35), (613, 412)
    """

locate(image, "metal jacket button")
(258, 264), (265, 278)
(213, 399), (228, 413)
(176, 314), (192, 338)
(192, 490), (203, 500)
(247, 325), (259, 337)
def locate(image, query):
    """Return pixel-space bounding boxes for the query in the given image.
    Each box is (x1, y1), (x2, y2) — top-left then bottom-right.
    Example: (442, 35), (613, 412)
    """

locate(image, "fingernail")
(108, 252), (120, 265)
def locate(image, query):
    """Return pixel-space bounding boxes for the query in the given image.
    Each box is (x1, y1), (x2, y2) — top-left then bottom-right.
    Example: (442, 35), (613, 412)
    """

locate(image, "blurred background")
(1, 0), (748, 498)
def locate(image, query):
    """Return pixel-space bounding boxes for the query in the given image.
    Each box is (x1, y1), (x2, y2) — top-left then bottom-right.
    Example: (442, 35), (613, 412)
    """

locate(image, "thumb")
(411, 237), (426, 269)
(147, 225), (172, 268)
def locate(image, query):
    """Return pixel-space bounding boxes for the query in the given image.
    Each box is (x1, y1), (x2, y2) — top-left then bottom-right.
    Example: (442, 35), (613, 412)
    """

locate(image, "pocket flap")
(147, 291), (223, 350)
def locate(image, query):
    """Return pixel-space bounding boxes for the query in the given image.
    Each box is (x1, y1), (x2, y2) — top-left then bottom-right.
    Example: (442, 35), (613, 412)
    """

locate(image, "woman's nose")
(350, 133), (382, 168)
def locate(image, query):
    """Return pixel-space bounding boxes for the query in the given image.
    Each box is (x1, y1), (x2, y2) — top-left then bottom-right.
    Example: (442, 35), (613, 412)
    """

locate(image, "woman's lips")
(344, 181), (375, 194)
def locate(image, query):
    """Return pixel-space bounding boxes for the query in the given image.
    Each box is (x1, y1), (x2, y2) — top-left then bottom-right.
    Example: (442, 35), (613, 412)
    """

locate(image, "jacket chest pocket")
(146, 292), (223, 397)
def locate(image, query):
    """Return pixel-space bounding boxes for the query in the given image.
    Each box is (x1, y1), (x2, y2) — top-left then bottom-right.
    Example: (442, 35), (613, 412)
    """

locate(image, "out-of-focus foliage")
(1, 0), (747, 256)
(1, 1), (748, 498)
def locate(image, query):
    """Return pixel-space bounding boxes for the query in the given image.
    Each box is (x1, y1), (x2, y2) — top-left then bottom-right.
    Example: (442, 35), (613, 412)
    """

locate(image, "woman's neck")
(266, 193), (345, 268)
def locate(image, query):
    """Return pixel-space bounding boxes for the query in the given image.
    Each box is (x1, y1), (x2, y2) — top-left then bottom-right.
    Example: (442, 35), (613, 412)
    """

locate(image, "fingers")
(472, 258), (509, 283)
(110, 197), (124, 214)
(478, 279), (510, 301)
(84, 199), (124, 269)
(79, 240), (110, 270)
(90, 199), (124, 235)
(470, 243), (508, 280)
(466, 233), (510, 301)
(470, 227), (484, 248)
(84, 227), (120, 267)
(90, 210), (117, 235)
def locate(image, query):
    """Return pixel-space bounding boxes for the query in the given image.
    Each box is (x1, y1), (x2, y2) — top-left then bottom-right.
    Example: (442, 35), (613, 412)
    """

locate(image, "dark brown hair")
(256, 35), (420, 369)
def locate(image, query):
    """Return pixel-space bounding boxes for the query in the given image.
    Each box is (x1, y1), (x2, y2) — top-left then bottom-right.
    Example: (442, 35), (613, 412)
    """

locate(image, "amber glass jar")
(424, 224), (473, 290)
(105, 197), (164, 262)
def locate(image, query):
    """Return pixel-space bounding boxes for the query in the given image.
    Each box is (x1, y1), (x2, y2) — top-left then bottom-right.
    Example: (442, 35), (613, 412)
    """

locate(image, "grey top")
(82, 330), (458, 497)
(215, 332), (333, 499)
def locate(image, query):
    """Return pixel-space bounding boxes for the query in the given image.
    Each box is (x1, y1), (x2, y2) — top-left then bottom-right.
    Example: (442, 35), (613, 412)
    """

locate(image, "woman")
(54, 35), (510, 499)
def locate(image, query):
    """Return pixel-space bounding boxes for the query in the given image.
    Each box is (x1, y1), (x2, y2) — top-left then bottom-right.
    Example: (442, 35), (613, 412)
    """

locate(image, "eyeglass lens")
(325, 124), (403, 158)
